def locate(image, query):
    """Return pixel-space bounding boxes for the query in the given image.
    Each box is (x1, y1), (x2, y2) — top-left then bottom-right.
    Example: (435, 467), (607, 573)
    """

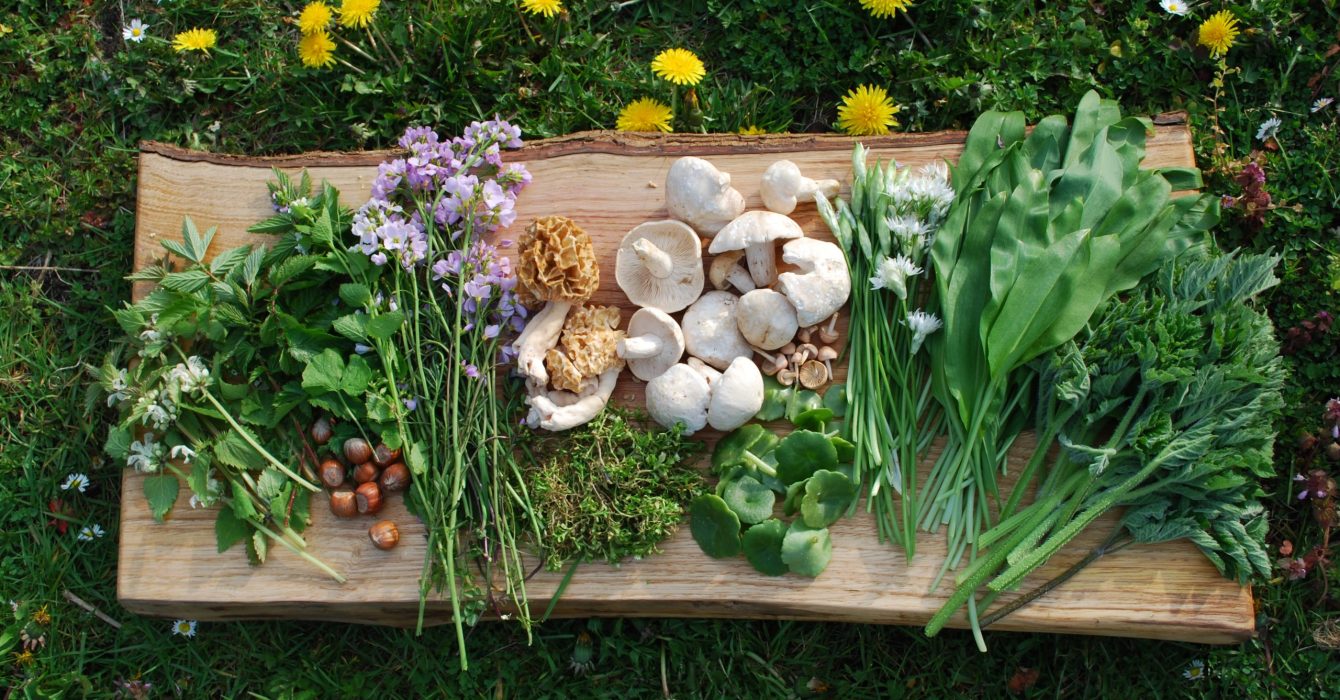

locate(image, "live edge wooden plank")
(120, 121), (1255, 644)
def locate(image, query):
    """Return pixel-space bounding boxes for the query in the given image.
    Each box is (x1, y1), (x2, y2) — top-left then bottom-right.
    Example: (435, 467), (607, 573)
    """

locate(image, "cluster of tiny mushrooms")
(510, 157), (851, 435)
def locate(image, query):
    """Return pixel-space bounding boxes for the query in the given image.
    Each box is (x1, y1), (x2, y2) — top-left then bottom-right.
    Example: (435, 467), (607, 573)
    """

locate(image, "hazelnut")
(369, 520), (400, 550)
(355, 482), (384, 515)
(372, 443), (402, 467)
(343, 437), (373, 465)
(310, 416), (333, 445)
(1327, 442), (1340, 463)
(329, 490), (357, 518)
(318, 459), (346, 489)
(353, 462), (380, 484)
(379, 462), (410, 493)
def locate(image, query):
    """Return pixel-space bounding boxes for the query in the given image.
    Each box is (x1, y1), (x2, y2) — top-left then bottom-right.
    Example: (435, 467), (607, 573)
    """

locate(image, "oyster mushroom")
(708, 211), (803, 288)
(707, 357), (765, 432)
(735, 289), (799, 351)
(708, 250), (756, 293)
(776, 238), (852, 327)
(615, 220), (705, 313)
(511, 216), (600, 386)
(665, 157), (746, 237)
(682, 291), (753, 371)
(645, 363), (712, 435)
(617, 307), (685, 381)
(760, 160), (841, 216)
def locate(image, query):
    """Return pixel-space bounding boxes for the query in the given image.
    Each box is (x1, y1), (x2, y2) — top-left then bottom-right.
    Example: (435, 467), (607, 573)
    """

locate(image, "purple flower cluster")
(353, 199), (427, 270)
(430, 239), (528, 361)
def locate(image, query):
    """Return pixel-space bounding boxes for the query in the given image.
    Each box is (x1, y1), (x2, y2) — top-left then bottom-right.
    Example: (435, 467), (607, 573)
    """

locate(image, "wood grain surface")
(119, 123), (1255, 644)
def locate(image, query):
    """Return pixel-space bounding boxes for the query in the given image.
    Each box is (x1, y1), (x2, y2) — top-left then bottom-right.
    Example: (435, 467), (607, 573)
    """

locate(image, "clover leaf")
(801, 469), (856, 528)
(781, 521), (833, 577)
(742, 519), (788, 576)
(721, 474), (776, 524)
(775, 429), (838, 485)
(689, 494), (742, 558)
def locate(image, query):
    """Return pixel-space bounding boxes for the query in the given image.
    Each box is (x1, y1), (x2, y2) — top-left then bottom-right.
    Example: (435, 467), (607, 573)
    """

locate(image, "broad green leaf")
(689, 494), (742, 558)
(720, 475), (776, 525)
(105, 425), (132, 462)
(801, 470), (856, 528)
(215, 507), (251, 553)
(775, 430), (838, 485)
(209, 245), (251, 276)
(365, 312), (404, 341)
(785, 390), (823, 424)
(341, 354), (373, 395)
(711, 424), (774, 474)
(159, 269), (211, 293)
(332, 313), (370, 342)
(742, 519), (789, 576)
(781, 521), (832, 577)
(302, 348), (345, 395)
(252, 530), (269, 564)
(143, 474), (179, 522)
(213, 430), (267, 471)
(339, 283), (373, 308)
(256, 468), (286, 500)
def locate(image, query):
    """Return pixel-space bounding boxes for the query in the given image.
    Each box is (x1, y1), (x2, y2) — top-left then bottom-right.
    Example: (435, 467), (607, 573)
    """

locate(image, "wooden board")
(119, 122), (1256, 644)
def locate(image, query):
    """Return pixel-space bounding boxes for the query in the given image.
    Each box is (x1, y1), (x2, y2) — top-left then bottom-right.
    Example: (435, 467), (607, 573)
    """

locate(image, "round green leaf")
(712, 424), (769, 473)
(782, 521), (833, 577)
(822, 383), (848, 418)
(742, 519), (788, 576)
(783, 480), (806, 517)
(689, 494), (742, 558)
(801, 469), (856, 528)
(775, 430), (839, 486)
(792, 408), (835, 432)
(721, 475), (776, 525)
(830, 436), (856, 463)
(757, 376), (794, 422)
(785, 390), (823, 424)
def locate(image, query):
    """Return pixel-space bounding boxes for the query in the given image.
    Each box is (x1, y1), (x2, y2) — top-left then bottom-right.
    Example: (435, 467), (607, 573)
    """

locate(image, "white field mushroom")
(708, 250), (756, 293)
(615, 220), (704, 313)
(665, 157), (746, 237)
(510, 216), (601, 387)
(686, 356), (722, 387)
(617, 307), (685, 381)
(645, 363), (712, 435)
(760, 160), (841, 216)
(708, 211), (803, 288)
(681, 291), (754, 371)
(525, 368), (620, 432)
(735, 289), (799, 351)
(707, 357), (764, 432)
(776, 237), (852, 327)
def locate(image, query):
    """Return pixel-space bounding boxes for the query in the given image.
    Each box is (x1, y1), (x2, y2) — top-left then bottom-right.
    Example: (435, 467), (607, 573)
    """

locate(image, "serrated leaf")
(209, 245), (251, 276)
(332, 314), (369, 342)
(341, 354), (373, 395)
(143, 474), (180, 522)
(215, 507), (251, 553)
(241, 245), (267, 287)
(247, 216), (294, 234)
(252, 530), (268, 564)
(159, 238), (195, 263)
(269, 255), (318, 288)
(256, 468), (286, 500)
(302, 348), (345, 395)
(105, 425), (132, 462)
(365, 312), (404, 341)
(214, 431), (266, 471)
(159, 269), (211, 293)
(339, 283), (372, 308)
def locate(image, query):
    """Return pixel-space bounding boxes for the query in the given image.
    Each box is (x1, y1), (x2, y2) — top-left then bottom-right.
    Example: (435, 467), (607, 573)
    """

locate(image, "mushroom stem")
(819, 312), (840, 344)
(726, 264), (756, 293)
(618, 334), (663, 360)
(511, 300), (573, 386)
(633, 238), (675, 279)
(745, 243), (777, 287)
(525, 368), (619, 431)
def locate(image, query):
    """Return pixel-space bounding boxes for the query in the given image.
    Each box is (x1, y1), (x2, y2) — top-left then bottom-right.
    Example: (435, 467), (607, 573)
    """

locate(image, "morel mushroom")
(510, 216), (600, 387)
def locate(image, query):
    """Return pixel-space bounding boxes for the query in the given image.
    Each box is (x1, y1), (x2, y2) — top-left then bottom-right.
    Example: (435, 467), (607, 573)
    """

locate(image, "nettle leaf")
(341, 354), (373, 395)
(252, 530), (269, 564)
(215, 507), (251, 553)
(143, 474), (180, 522)
(775, 430), (838, 485)
(214, 431), (266, 471)
(742, 519), (789, 576)
(339, 283), (372, 308)
(365, 312), (405, 341)
(256, 468), (286, 500)
(801, 470), (856, 528)
(720, 475), (776, 525)
(302, 348), (345, 395)
(689, 494), (742, 558)
(332, 313), (369, 342)
(782, 521), (833, 577)
(105, 425), (132, 462)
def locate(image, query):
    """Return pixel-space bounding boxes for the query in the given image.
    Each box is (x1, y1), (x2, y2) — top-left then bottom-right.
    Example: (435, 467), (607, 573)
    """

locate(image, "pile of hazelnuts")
(310, 417), (409, 551)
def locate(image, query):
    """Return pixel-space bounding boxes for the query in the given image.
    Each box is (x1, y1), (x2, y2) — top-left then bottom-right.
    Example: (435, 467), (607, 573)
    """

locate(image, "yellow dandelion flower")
(521, 0), (564, 17)
(172, 28), (217, 53)
(298, 30), (337, 68)
(837, 84), (900, 136)
(739, 125), (768, 135)
(31, 605), (51, 626)
(651, 48), (706, 87)
(298, 2), (334, 34)
(14, 650), (35, 666)
(617, 98), (674, 133)
(1198, 10), (1240, 58)
(859, 0), (913, 18)
(337, 0), (379, 28)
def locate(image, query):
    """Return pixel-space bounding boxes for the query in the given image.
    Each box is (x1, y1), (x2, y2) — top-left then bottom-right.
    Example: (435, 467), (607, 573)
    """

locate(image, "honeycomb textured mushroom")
(544, 305), (626, 393)
(682, 291), (754, 371)
(707, 357), (764, 432)
(735, 289), (799, 351)
(776, 238), (852, 327)
(645, 363), (712, 435)
(708, 211), (804, 288)
(510, 216), (600, 386)
(617, 307), (685, 381)
(760, 160), (841, 215)
(665, 157), (746, 237)
(615, 220), (704, 313)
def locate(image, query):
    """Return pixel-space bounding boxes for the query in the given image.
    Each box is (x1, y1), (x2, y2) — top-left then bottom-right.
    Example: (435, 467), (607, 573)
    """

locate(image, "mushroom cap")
(515, 216), (600, 306)
(682, 290), (754, 371)
(645, 363), (711, 435)
(615, 220), (705, 313)
(665, 157), (747, 237)
(735, 289), (799, 351)
(776, 238), (852, 327)
(707, 210), (804, 255)
(760, 160), (841, 215)
(620, 307), (685, 381)
(798, 359), (828, 389)
(707, 357), (765, 432)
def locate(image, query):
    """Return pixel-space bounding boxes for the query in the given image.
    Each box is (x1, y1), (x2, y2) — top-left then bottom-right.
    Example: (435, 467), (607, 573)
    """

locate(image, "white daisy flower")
(1183, 659), (1205, 681)
(122, 19), (148, 42)
(870, 254), (922, 299)
(77, 524), (106, 541)
(1256, 117), (1282, 142)
(1159, 0), (1188, 15)
(127, 433), (161, 473)
(61, 473), (89, 493)
(171, 619), (197, 638)
(906, 310), (943, 354)
(1313, 98), (1333, 113)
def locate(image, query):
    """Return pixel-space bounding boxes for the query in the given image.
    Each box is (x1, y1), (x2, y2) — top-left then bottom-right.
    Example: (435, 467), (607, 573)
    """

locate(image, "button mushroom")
(708, 211), (803, 288)
(759, 160), (841, 216)
(615, 220), (705, 313)
(525, 368), (621, 432)
(645, 363), (712, 435)
(735, 289), (799, 351)
(707, 357), (765, 432)
(617, 307), (685, 381)
(776, 238), (852, 327)
(681, 291), (754, 371)
(510, 216), (601, 386)
(708, 250), (756, 294)
(665, 157), (746, 237)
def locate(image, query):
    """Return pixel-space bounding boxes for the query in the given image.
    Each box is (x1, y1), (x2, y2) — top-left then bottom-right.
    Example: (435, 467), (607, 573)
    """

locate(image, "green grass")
(4, 0), (1340, 695)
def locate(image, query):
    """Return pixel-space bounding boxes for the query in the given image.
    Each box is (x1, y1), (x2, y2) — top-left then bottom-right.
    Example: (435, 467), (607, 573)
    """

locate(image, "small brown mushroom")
(754, 348), (788, 376)
(777, 368), (797, 387)
(797, 326), (813, 344)
(817, 346), (839, 379)
(818, 312), (841, 345)
(799, 360), (828, 389)
(794, 342), (818, 366)
(779, 342), (797, 357)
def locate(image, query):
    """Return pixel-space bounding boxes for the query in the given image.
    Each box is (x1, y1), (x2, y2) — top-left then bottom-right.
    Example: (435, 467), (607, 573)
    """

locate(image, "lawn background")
(3, 0), (1339, 696)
